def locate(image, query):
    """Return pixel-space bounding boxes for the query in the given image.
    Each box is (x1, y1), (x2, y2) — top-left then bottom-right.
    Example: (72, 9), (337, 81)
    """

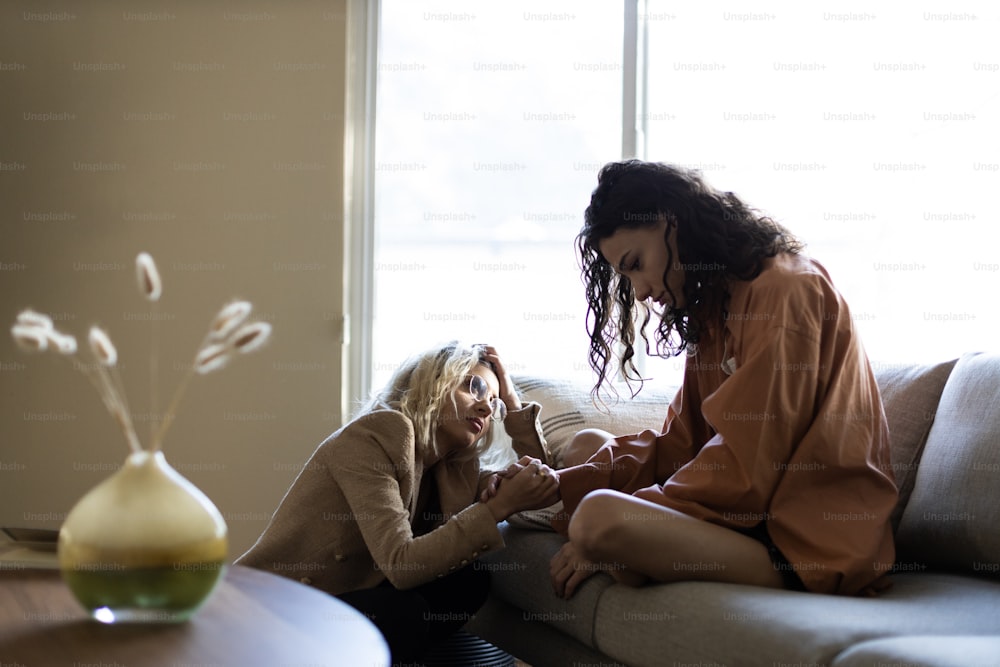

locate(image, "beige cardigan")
(236, 402), (549, 595)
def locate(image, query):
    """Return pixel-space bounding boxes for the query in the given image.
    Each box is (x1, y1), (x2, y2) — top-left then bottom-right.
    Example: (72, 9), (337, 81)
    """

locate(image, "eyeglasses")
(468, 375), (507, 422)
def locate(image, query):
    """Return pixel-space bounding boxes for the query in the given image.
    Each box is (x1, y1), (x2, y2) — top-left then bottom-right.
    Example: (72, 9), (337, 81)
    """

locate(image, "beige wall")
(1, 0), (351, 560)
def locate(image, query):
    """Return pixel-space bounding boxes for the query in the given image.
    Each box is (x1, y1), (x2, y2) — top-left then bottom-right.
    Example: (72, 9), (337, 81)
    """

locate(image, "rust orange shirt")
(555, 253), (897, 595)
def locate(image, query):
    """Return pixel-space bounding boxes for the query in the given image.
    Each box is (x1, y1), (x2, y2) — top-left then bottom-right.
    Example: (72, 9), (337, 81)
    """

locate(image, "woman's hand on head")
(480, 345), (522, 413)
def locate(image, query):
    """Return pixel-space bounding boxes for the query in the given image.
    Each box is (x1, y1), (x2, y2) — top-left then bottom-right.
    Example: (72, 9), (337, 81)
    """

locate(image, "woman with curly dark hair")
(546, 160), (898, 598)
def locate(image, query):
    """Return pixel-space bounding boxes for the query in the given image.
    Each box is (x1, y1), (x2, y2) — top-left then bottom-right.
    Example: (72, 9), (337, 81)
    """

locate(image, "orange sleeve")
(551, 371), (707, 534)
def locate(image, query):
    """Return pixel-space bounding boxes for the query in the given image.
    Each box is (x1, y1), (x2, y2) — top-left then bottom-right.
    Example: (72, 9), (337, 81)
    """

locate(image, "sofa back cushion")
(895, 352), (1000, 577)
(872, 358), (958, 532)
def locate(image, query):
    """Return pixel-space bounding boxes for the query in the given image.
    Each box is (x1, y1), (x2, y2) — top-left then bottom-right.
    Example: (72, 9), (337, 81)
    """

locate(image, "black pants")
(740, 523), (807, 591)
(337, 566), (491, 666)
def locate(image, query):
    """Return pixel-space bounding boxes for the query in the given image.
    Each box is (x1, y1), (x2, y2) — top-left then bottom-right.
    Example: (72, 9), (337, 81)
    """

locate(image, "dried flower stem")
(137, 252), (163, 444)
(149, 331), (213, 453)
(149, 365), (194, 453)
(81, 355), (142, 455)
(103, 375), (142, 454)
(149, 301), (160, 444)
(110, 363), (134, 428)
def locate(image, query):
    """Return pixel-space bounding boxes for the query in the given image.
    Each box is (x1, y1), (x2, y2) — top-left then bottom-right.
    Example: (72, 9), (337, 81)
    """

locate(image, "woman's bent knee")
(561, 428), (614, 467)
(568, 489), (626, 559)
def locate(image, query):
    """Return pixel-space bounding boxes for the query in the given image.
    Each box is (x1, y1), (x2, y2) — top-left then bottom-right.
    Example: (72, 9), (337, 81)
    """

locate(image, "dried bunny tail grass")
(48, 330), (78, 355)
(209, 301), (252, 342)
(16, 309), (54, 331)
(135, 252), (162, 302)
(13, 315), (136, 452)
(137, 252), (163, 443)
(152, 340), (229, 450)
(153, 316), (268, 451)
(11, 324), (49, 352)
(79, 326), (141, 454)
(229, 321), (271, 354)
(88, 326), (118, 366)
(194, 343), (231, 374)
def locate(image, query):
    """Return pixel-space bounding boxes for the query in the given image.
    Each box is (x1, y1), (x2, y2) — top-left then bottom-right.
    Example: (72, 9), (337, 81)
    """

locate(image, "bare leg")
(568, 489), (785, 589)
(560, 428), (614, 467)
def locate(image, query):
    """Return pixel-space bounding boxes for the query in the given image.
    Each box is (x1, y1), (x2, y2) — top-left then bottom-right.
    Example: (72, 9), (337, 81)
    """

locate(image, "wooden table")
(0, 564), (390, 666)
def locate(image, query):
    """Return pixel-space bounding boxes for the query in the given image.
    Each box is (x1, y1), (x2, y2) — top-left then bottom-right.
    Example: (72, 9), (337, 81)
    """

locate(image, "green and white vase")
(58, 450), (228, 623)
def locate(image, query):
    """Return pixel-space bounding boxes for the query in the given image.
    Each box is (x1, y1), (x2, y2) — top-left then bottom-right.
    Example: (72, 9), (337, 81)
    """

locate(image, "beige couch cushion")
(831, 635), (1000, 667)
(477, 523), (615, 648)
(594, 573), (1000, 667)
(896, 352), (1000, 574)
(482, 523), (1000, 667)
(872, 359), (958, 531)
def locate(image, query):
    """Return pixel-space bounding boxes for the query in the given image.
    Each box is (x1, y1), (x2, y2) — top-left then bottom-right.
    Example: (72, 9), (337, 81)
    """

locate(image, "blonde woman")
(237, 342), (556, 664)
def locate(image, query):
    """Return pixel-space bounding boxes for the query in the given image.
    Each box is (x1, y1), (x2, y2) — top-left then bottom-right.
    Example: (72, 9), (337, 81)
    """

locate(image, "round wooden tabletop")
(0, 564), (390, 666)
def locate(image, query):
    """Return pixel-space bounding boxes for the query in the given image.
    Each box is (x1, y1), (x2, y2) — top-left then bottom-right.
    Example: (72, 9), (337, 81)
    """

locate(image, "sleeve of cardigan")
(326, 411), (504, 590)
(500, 401), (552, 464)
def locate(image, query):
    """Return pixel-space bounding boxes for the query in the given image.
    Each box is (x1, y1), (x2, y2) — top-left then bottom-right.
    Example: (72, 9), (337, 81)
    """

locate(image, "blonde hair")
(358, 341), (498, 463)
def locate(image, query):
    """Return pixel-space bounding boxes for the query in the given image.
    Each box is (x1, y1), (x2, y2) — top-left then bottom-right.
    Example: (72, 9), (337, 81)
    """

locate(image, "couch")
(467, 352), (1000, 667)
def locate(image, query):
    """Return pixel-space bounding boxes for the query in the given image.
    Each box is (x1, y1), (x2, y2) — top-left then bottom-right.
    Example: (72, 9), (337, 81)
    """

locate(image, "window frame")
(345, 0), (380, 409)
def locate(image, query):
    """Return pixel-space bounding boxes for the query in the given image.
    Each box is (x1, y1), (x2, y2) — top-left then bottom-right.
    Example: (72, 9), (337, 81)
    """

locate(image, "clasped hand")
(481, 456), (559, 520)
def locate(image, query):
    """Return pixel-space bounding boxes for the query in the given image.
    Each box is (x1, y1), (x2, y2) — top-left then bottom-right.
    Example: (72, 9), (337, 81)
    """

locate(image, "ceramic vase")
(58, 450), (228, 623)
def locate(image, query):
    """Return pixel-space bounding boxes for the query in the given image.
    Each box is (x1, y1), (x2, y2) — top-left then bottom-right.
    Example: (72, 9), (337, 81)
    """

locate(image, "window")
(371, 1), (624, 391)
(364, 0), (999, 403)
(640, 0), (1000, 379)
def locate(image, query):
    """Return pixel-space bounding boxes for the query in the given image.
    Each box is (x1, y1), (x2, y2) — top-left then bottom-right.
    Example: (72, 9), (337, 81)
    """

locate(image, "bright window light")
(641, 0), (999, 378)
(372, 1), (624, 391)
(370, 0), (999, 397)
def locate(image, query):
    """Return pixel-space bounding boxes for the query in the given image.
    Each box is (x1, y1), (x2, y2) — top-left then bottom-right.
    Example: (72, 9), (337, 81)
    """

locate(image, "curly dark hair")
(577, 159), (804, 397)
